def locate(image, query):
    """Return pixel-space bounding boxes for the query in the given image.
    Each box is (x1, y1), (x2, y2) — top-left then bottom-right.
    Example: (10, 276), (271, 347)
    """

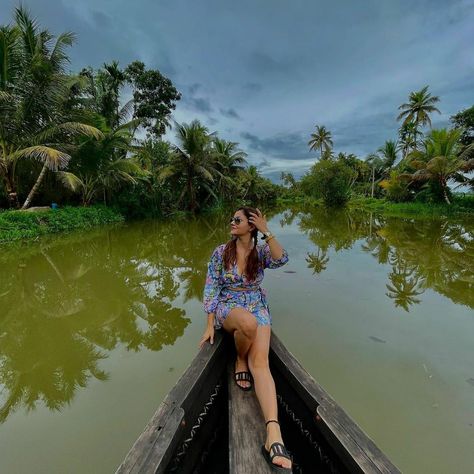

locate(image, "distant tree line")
(0, 6), (278, 215)
(284, 87), (474, 206)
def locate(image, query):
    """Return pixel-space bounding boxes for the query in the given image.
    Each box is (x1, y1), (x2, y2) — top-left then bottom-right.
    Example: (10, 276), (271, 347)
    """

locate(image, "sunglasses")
(229, 217), (245, 225)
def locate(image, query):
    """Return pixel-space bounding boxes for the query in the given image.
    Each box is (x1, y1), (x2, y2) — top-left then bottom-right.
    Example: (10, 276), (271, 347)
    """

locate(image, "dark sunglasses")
(229, 217), (245, 225)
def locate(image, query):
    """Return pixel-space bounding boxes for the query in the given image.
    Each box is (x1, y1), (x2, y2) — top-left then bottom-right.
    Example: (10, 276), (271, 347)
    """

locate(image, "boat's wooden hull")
(116, 331), (399, 474)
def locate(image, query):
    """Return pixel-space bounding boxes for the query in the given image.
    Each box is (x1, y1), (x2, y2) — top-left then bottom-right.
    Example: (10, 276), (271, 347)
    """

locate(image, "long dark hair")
(223, 206), (260, 281)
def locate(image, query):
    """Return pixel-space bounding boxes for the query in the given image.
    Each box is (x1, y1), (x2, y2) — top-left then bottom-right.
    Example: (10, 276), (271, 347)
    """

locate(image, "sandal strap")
(235, 371), (251, 381)
(269, 442), (291, 461)
(265, 419), (280, 427)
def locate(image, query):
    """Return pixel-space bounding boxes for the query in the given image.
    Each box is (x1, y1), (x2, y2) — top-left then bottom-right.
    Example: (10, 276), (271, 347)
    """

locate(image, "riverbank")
(0, 206), (124, 243)
(276, 194), (474, 217)
(349, 195), (474, 217)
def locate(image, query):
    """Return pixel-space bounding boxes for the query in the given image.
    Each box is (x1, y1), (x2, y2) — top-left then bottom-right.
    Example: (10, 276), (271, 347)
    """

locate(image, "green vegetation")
(0, 6), (277, 221)
(0, 206), (124, 242)
(1, 5), (473, 245)
(282, 85), (474, 209)
(349, 195), (474, 217)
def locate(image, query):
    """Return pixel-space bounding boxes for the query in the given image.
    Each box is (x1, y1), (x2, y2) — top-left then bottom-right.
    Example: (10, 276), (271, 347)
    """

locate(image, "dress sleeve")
(203, 246), (223, 314)
(260, 243), (289, 269)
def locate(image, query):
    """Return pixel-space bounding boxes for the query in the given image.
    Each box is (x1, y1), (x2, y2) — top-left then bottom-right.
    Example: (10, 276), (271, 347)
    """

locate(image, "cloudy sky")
(5, 0), (474, 180)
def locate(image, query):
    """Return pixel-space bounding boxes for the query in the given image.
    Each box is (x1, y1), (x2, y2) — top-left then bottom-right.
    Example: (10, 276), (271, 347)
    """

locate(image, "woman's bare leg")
(248, 326), (291, 469)
(223, 307), (258, 389)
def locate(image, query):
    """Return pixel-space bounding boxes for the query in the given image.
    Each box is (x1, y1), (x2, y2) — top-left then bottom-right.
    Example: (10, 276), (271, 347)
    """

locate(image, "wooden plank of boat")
(116, 330), (400, 473)
(270, 332), (400, 474)
(115, 333), (227, 473)
(227, 361), (272, 473)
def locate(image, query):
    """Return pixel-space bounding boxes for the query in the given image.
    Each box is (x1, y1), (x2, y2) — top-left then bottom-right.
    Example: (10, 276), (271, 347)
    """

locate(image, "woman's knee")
(239, 317), (258, 340)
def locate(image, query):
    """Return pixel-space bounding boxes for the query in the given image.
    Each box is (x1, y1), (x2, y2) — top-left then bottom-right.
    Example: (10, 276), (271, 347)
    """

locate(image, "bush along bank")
(349, 195), (474, 217)
(0, 206), (124, 243)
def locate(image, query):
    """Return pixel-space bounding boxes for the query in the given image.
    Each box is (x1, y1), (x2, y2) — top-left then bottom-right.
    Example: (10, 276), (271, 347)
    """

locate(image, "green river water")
(0, 207), (473, 473)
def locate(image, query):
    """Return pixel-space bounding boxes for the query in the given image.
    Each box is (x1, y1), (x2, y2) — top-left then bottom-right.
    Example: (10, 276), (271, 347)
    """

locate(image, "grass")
(0, 205), (124, 243)
(349, 195), (474, 217)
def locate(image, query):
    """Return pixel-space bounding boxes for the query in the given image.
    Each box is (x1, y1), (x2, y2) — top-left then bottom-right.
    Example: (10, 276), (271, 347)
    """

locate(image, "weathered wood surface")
(115, 332), (226, 474)
(270, 333), (400, 474)
(317, 404), (399, 474)
(228, 361), (273, 474)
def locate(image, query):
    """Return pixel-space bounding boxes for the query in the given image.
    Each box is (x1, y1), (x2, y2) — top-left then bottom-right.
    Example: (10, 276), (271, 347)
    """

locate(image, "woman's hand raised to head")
(248, 208), (269, 233)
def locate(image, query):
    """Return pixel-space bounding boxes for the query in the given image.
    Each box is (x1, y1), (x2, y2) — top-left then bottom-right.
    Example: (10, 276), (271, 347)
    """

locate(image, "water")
(0, 208), (473, 473)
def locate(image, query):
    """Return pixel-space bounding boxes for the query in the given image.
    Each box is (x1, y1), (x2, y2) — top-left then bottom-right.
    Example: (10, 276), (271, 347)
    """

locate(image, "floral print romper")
(203, 243), (289, 329)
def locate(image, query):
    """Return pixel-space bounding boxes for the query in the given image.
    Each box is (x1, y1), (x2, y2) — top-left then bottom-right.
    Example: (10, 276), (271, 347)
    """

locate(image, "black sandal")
(262, 420), (292, 473)
(234, 371), (252, 391)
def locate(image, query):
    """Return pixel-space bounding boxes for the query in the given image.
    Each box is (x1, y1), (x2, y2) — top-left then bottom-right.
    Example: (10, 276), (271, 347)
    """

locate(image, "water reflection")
(0, 216), (232, 423)
(1, 208), (473, 424)
(293, 207), (474, 311)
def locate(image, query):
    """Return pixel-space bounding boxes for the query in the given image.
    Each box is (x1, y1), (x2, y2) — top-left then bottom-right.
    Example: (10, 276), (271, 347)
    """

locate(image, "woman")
(199, 206), (292, 472)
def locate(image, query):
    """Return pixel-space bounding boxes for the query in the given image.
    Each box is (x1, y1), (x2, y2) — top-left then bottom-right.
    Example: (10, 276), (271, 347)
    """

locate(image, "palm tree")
(397, 86), (441, 149)
(378, 140), (398, 170)
(405, 128), (466, 204)
(0, 7), (102, 209)
(159, 120), (221, 211)
(308, 125), (333, 159)
(58, 120), (144, 205)
(398, 122), (417, 159)
(213, 137), (247, 195)
(365, 153), (385, 198)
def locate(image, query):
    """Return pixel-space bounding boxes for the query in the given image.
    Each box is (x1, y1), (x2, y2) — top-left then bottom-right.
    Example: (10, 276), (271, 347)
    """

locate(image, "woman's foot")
(265, 421), (292, 470)
(234, 356), (251, 389)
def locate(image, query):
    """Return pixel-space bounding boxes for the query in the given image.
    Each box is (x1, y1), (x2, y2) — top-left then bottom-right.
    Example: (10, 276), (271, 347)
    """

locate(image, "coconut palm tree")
(0, 7), (102, 209)
(398, 122), (417, 159)
(397, 86), (441, 149)
(159, 120), (221, 211)
(378, 140), (398, 170)
(212, 137), (247, 196)
(405, 128), (467, 204)
(58, 120), (144, 205)
(308, 125), (333, 159)
(365, 153), (385, 198)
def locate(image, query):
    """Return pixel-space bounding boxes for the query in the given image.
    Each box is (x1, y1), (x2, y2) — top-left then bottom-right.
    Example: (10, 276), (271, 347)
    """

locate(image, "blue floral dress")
(203, 243), (289, 329)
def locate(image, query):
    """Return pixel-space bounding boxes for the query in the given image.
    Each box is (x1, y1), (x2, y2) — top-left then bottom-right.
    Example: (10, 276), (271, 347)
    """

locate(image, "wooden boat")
(116, 331), (400, 474)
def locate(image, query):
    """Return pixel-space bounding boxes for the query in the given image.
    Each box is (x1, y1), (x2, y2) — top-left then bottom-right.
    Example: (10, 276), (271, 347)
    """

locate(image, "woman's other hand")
(199, 325), (215, 348)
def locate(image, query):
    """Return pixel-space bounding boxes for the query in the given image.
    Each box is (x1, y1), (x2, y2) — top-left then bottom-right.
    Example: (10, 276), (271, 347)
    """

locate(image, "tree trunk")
(442, 179), (451, 205)
(371, 166), (375, 198)
(22, 162), (48, 210)
(3, 176), (20, 209)
(188, 177), (196, 212)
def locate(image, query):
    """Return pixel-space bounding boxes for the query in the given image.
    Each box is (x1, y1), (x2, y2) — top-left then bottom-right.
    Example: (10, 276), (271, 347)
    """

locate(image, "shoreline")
(1, 196), (473, 244)
(0, 206), (124, 244)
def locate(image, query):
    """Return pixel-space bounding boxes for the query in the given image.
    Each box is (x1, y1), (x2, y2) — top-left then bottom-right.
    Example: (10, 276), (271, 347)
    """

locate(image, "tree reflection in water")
(0, 216), (229, 423)
(291, 206), (474, 312)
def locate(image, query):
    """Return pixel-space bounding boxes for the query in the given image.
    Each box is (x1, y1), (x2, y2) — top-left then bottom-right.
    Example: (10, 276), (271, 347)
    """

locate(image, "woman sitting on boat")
(200, 206), (292, 472)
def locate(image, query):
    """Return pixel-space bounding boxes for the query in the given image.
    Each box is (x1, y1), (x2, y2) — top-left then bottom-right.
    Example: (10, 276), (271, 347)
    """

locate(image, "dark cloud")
(182, 97), (213, 113)
(5, 0), (474, 178)
(240, 131), (309, 160)
(219, 108), (241, 119)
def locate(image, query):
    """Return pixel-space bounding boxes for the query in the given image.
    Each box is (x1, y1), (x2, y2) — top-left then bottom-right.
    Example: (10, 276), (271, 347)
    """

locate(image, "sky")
(4, 0), (474, 180)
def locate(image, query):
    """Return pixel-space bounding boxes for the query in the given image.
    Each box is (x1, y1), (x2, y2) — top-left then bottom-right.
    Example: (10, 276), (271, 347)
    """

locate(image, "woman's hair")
(223, 206), (260, 281)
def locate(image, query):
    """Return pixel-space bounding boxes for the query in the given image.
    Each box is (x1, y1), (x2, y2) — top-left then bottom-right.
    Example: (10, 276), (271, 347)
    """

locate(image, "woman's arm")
(264, 233), (284, 260)
(203, 246), (223, 314)
(249, 209), (288, 264)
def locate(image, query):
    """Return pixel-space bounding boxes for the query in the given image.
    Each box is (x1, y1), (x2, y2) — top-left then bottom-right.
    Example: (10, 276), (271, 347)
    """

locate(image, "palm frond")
(57, 171), (83, 192)
(13, 145), (70, 170)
